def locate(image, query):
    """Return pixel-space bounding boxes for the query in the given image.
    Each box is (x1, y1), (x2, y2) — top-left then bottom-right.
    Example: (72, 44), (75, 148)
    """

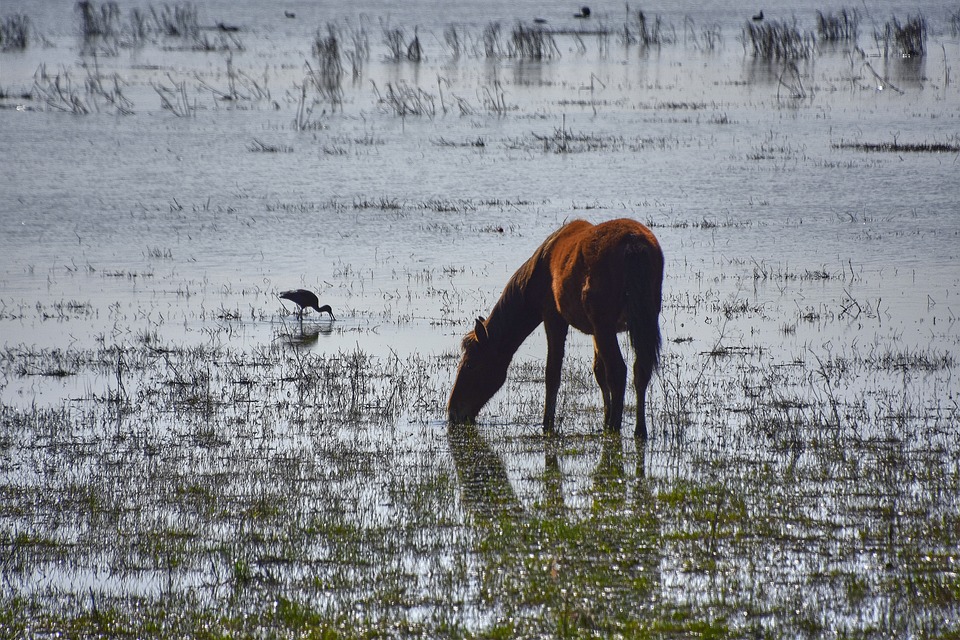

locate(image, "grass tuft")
(743, 19), (815, 59)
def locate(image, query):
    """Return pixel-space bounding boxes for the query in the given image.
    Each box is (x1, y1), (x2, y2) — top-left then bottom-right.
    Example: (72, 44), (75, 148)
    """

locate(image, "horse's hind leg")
(593, 333), (627, 432)
(633, 357), (654, 440)
(592, 346), (610, 422)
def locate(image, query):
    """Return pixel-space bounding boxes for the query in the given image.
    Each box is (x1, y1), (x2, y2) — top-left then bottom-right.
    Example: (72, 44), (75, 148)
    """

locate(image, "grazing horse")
(448, 218), (663, 439)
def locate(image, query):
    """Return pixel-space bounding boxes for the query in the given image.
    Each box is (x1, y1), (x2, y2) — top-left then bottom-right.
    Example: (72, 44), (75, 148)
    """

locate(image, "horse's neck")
(486, 267), (548, 357)
(489, 307), (542, 356)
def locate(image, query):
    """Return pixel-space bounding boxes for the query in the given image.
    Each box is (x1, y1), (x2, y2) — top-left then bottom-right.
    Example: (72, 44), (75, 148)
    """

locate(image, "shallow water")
(1, 0), (959, 634)
(1, 0), (958, 433)
(2, 3), (957, 356)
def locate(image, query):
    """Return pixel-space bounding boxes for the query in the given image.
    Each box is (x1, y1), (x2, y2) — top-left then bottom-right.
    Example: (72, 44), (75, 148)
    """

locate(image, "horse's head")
(448, 317), (510, 424)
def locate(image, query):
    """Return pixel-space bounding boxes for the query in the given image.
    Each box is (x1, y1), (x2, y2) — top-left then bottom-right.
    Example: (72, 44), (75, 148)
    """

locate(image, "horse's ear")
(474, 317), (488, 344)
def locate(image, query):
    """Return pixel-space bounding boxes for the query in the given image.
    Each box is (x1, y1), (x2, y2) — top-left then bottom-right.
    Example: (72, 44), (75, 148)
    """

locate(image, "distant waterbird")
(279, 289), (336, 322)
(752, 10), (764, 21)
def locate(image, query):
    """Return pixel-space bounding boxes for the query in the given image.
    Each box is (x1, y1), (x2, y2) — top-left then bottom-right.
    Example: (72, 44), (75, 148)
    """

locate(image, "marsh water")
(1, 0), (959, 635)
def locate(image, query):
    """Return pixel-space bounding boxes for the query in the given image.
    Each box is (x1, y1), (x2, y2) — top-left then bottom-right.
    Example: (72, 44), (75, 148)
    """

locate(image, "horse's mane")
(477, 223), (573, 348)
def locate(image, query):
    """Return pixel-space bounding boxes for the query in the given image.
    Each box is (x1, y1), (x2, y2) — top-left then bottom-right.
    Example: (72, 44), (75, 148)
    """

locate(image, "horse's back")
(550, 218), (659, 257)
(547, 218), (661, 334)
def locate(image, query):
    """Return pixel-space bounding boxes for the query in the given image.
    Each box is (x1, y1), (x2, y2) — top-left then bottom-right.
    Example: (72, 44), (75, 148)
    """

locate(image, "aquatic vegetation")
(0, 283), (956, 634)
(833, 138), (960, 153)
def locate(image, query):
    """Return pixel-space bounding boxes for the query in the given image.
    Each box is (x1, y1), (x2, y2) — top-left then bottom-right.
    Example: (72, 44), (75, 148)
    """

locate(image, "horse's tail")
(624, 236), (663, 376)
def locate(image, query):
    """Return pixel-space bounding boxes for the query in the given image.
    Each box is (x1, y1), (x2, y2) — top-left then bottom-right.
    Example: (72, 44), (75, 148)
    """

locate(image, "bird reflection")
(281, 323), (334, 349)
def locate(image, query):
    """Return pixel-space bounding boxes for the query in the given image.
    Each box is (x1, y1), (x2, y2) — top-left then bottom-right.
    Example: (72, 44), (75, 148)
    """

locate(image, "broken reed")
(743, 19), (815, 59)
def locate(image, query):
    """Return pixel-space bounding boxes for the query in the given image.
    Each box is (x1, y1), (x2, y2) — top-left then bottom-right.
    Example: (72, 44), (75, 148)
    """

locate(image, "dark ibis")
(752, 10), (764, 21)
(279, 289), (336, 322)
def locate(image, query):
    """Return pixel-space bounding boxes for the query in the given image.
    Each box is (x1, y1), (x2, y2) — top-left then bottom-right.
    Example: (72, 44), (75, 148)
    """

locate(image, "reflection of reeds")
(816, 9), (858, 42)
(743, 19), (815, 59)
(624, 10), (674, 47)
(382, 24), (404, 61)
(509, 24), (559, 60)
(148, 2), (198, 39)
(876, 15), (927, 57)
(344, 23), (369, 79)
(311, 25), (343, 102)
(406, 28), (422, 62)
(379, 22), (422, 63)
(482, 22), (504, 58)
(1, 14), (30, 50)
(443, 25), (465, 58)
(76, 1), (120, 40)
(75, 2), (239, 52)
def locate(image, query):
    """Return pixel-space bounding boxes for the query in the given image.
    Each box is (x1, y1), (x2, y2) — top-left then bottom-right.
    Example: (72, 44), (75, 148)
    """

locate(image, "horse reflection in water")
(447, 422), (522, 523)
(447, 424), (661, 614)
(448, 218), (663, 439)
(447, 425), (648, 521)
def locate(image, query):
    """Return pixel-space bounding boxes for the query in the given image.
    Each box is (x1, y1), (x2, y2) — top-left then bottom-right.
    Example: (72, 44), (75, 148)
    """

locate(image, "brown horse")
(448, 218), (663, 439)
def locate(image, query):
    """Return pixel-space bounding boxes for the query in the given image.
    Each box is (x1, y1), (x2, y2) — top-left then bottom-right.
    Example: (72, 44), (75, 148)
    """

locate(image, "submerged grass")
(833, 139), (960, 153)
(0, 292), (957, 637)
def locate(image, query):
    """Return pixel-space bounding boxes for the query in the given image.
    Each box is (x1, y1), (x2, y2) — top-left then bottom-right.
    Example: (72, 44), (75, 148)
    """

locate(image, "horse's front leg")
(542, 316), (569, 434)
(593, 332), (627, 432)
